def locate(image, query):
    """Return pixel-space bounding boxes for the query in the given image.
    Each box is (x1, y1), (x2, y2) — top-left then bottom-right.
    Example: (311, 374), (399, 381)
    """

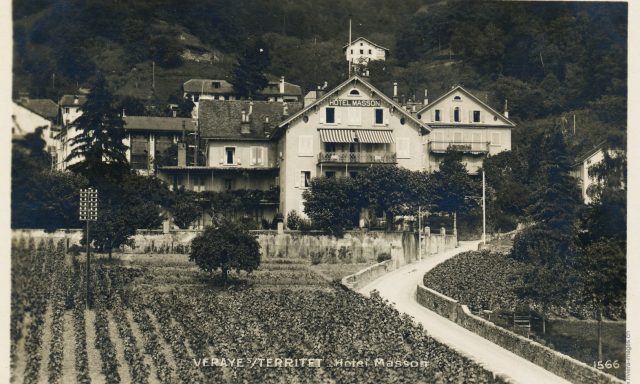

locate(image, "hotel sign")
(328, 99), (382, 107)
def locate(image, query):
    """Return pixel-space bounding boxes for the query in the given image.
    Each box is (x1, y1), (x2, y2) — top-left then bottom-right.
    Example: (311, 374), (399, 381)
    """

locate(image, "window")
(300, 171), (311, 188)
(224, 179), (232, 191)
(325, 171), (336, 178)
(434, 109), (441, 122)
(250, 146), (264, 165)
(473, 110), (481, 122)
(454, 107), (460, 122)
(453, 96), (462, 101)
(131, 134), (149, 170)
(360, 42), (363, 46)
(360, 49), (364, 54)
(350, 49), (353, 54)
(325, 142), (336, 152)
(375, 109), (384, 124)
(212, 81), (221, 89)
(349, 89), (360, 96)
(368, 49), (372, 54)
(64, 107), (70, 114)
(225, 147), (235, 164)
(193, 94), (200, 102)
(326, 108), (335, 123)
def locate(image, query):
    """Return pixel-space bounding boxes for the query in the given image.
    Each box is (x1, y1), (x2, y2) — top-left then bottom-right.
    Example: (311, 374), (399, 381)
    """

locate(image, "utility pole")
(152, 61), (155, 91)
(418, 206), (422, 260)
(79, 188), (98, 309)
(348, 17), (352, 76)
(482, 170), (486, 245)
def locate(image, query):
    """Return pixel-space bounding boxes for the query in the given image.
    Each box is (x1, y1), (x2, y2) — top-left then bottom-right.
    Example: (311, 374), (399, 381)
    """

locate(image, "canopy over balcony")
(318, 129), (394, 143)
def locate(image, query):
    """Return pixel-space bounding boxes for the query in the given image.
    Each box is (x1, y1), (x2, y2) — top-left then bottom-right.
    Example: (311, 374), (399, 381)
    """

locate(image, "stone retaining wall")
(416, 284), (623, 384)
(341, 260), (395, 291)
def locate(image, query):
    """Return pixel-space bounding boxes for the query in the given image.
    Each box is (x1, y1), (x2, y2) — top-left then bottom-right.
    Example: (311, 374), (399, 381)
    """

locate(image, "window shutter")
(261, 148), (267, 165)
(383, 109), (389, 125)
(250, 147), (256, 165)
(336, 109), (342, 124)
(480, 111), (485, 123)
(449, 108), (454, 122)
(320, 109), (325, 124)
(469, 110), (473, 123)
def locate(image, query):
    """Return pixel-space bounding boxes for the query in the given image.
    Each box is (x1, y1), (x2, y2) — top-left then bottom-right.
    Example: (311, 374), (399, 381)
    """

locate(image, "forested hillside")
(13, 0), (627, 154)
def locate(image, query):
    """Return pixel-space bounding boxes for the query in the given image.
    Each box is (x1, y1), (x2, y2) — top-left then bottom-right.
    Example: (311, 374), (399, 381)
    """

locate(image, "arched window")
(453, 96), (462, 101)
(454, 107), (460, 122)
(349, 89), (360, 96)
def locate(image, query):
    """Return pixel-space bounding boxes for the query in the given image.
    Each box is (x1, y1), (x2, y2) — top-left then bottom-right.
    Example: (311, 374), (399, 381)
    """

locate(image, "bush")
(376, 252), (392, 263)
(286, 210), (304, 230)
(338, 246), (353, 263)
(310, 251), (323, 265)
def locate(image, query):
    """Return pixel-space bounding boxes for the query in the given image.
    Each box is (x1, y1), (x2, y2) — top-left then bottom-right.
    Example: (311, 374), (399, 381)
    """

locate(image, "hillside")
(13, 0), (627, 154)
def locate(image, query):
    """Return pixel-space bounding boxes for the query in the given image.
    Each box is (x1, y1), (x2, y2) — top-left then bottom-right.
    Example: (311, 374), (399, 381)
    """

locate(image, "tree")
(433, 151), (478, 215)
(169, 188), (202, 229)
(302, 176), (363, 236)
(189, 221), (261, 283)
(356, 165), (416, 230)
(230, 38), (271, 99)
(67, 74), (130, 182)
(513, 128), (580, 264)
(576, 239), (625, 361)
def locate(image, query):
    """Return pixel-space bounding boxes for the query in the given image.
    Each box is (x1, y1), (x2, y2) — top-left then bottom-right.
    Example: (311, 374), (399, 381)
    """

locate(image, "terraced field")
(11, 237), (508, 383)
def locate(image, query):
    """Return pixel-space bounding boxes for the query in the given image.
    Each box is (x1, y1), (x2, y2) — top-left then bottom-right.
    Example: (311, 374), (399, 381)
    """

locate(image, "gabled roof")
(261, 76), (303, 96)
(183, 79), (235, 94)
(343, 37), (389, 52)
(59, 94), (88, 107)
(199, 100), (303, 140)
(416, 85), (516, 127)
(123, 116), (197, 132)
(275, 75), (430, 136)
(574, 141), (607, 165)
(16, 99), (58, 120)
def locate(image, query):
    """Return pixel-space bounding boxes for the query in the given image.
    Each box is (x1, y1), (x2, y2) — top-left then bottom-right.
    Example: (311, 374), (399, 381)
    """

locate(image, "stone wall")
(341, 260), (394, 291)
(416, 284), (623, 384)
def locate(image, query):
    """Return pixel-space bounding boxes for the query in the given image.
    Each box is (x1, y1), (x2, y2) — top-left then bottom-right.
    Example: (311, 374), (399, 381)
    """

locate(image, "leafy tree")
(66, 74), (130, 182)
(356, 165), (416, 230)
(575, 239), (626, 360)
(302, 176), (363, 236)
(190, 221), (261, 283)
(231, 38), (271, 99)
(169, 188), (202, 229)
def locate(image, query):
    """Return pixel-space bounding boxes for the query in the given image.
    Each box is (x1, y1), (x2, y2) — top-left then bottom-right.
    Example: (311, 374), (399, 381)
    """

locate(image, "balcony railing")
(428, 141), (489, 154)
(318, 151), (397, 164)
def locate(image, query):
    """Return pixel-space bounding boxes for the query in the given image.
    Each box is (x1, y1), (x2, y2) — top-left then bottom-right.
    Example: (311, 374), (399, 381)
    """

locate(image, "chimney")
(279, 76), (285, 94)
(122, 108), (126, 117)
(241, 109), (246, 122)
(73, 95), (79, 105)
(177, 143), (187, 167)
(423, 89), (428, 105)
(316, 85), (325, 99)
(248, 101), (253, 117)
(393, 82), (398, 102)
(504, 99), (509, 118)
(322, 81), (328, 90)
(283, 102), (289, 116)
(172, 110), (177, 118)
(411, 105), (416, 113)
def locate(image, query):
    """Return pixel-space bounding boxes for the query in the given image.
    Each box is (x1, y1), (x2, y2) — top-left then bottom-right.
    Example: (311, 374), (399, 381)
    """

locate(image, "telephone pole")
(79, 188), (98, 309)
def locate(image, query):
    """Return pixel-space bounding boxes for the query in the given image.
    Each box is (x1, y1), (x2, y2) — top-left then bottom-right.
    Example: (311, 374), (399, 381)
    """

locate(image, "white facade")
(344, 37), (388, 64)
(275, 76), (429, 219)
(417, 86), (515, 174)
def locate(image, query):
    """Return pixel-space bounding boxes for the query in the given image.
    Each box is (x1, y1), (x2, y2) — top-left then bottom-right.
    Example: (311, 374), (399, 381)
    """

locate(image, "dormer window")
(349, 89), (360, 96)
(212, 81), (221, 89)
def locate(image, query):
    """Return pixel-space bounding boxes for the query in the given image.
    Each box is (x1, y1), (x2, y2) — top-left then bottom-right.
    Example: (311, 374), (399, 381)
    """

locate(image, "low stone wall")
(341, 260), (394, 291)
(416, 284), (623, 384)
(12, 229), (84, 246)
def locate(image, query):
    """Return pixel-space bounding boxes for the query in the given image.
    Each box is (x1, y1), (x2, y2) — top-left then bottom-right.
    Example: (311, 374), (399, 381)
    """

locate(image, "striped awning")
(318, 129), (394, 144)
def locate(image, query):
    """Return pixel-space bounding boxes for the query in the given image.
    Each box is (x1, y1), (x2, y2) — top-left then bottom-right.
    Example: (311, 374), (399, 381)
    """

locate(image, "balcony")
(318, 151), (397, 164)
(428, 141), (489, 154)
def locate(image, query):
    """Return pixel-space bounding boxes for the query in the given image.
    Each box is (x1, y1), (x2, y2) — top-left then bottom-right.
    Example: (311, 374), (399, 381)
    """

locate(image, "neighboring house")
(123, 116), (197, 175)
(570, 144), (624, 204)
(416, 86), (515, 174)
(183, 77), (302, 118)
(12, 97), (61, 168)
(344, 37), (389, 65)
(59, 94), (87, 127)
(56, 94), (89, 170)
(272, 75), (430, 218)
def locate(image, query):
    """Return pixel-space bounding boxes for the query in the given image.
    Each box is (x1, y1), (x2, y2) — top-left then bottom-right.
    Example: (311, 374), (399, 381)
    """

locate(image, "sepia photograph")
(4, 0), (636, 383)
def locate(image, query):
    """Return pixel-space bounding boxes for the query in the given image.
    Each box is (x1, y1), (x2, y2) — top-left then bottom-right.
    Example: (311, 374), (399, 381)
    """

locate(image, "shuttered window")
(250, 146), (264, 165)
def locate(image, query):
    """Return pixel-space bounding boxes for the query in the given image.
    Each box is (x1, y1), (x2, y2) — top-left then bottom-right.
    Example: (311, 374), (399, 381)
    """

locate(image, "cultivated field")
(11, 237), (508, 383)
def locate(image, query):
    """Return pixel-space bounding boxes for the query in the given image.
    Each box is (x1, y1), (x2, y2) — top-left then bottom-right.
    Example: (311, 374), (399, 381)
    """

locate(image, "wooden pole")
(86, 218), (90, 309)
(482, 170), (486, 244)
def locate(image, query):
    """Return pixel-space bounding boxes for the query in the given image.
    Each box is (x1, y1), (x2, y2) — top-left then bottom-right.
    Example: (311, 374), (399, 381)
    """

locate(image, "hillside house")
(344, 37), (389, 65)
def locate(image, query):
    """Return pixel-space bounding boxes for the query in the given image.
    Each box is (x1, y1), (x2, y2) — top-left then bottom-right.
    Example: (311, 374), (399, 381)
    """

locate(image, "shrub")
(326, 248), (338, 264)
(286, 210), (304, 230)
(376, 252), (392, 263)
(310, 251), (323, 265)
(338, 246), (353, 263)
